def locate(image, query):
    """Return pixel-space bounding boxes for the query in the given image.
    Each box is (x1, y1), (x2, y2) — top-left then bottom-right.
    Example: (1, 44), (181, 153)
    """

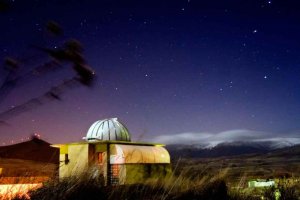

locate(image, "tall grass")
(9, 165), (250, 200)
(263, 184), (299, 200)
(7, 163), (300, 200)
(0, 176), (45, 200)
(21, 177), (231, 200)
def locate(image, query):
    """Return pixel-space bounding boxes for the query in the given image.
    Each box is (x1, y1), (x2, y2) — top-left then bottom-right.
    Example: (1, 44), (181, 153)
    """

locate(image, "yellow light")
(0, 183), (42, 199)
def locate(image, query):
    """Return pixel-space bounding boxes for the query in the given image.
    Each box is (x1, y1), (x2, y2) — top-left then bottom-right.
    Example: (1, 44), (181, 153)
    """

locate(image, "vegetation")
(263, 184), (299, 200)
(13, 176), (234, 200)
(1, 166), (298, 200)
(1, 152), (299, 199)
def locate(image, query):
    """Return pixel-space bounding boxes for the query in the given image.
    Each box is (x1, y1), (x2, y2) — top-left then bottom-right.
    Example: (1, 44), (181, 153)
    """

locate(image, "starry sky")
(1, 0), (300, 145)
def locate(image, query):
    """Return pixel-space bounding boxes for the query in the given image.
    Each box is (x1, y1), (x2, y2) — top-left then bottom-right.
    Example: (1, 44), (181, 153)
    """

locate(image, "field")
(0, 158), (56, 200)
(174, 154), (300, 186)
(9, 163), (299, 200)
(0, 142), (299, 199)
(0, 158), (57, 179)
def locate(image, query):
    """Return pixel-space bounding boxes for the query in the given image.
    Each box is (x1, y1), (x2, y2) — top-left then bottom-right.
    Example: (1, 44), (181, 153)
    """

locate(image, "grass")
(9, 166), (254, 200)
(1, 158), (299, 200)
(3, 172), (299, 200)
(16, 176), (232, 200)
(0, 158), (57, 178)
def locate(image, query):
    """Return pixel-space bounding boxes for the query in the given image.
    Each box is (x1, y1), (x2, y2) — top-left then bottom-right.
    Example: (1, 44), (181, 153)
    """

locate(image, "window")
(98, 152), (102, 163)
(111, 164), (119, 176)
(111, 165), (119, 185)
(64, 154), (69, 164)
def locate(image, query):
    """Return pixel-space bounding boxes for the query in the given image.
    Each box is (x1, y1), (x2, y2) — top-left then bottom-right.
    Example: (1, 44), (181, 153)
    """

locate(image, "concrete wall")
(123, 164), (171, 184)
(59, 144), (89, 178)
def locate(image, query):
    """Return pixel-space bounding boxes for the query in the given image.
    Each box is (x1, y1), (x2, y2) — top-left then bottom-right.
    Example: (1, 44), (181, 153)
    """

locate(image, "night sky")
(1, 0), (300, 146)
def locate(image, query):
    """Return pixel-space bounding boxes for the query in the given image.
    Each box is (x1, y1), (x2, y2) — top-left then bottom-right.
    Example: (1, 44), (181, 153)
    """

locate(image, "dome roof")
(84, 118), (131, 142)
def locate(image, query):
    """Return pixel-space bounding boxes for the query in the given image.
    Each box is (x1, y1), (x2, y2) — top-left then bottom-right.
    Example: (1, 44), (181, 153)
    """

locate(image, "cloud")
(150, 129), (300, 148)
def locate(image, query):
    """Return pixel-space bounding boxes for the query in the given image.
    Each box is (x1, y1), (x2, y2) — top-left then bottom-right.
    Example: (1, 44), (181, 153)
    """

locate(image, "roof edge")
(51, 140), (165, 147)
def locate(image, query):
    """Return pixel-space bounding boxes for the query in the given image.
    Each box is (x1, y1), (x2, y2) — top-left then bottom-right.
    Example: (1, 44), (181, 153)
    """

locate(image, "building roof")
(51, 142), (169, 164)
(111, 144), (170, 164)
(83, 118), (131, 142)
(52, 140), (165, 147)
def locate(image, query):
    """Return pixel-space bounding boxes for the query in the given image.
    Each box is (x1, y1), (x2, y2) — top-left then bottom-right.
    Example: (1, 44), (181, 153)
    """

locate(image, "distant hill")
(173, 144), (300, 184)
(0, 137), (59, 164)
(166, 141), (297, 159)
(263, 143), (300, 159)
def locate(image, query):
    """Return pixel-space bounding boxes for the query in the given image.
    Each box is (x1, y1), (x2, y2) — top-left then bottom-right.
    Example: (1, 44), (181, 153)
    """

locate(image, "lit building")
(52, 118), (171, 185)
(248, 179), (275, 188)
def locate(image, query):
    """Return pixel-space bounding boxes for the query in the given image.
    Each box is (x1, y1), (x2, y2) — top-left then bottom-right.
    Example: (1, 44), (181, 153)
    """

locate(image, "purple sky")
(1, 0), (300, 145)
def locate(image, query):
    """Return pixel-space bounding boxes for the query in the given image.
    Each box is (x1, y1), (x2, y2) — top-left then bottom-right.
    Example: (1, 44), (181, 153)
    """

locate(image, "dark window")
(65, 154), (69, 164)
(98, 152), (103, 164)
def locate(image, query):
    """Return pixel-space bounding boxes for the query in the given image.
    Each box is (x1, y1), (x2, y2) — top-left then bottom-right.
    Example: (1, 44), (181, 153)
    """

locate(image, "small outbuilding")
(53, 118), (171, 185)
(248, 179), (275, 188)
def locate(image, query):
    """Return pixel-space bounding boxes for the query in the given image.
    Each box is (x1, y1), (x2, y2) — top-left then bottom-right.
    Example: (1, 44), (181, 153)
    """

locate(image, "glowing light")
(0, 183), (42, 199)
(34, 133), (41, 139)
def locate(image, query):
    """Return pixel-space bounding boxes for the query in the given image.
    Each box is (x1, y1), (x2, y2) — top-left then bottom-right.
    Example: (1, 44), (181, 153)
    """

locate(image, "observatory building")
(52, 118), (171, 185)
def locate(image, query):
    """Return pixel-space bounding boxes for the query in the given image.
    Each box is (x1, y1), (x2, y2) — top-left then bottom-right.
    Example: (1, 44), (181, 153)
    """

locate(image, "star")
(253, 29), (258, 33)
(264, 75), (268, 79)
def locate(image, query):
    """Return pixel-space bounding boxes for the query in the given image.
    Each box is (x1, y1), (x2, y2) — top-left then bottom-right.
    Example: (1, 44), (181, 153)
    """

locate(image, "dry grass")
(0, 158), (57, 178)
(22, 176), (231, 200)
(8, 164), (250, 200)
(1, 158), (298, 200)
(0, 183), (42, 200)
(173, 156), (300, 186)
(4, 171), (298, 200)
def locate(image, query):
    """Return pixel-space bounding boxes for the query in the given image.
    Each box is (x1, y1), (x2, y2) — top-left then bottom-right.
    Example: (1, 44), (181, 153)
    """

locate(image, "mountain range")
(166, 140), (299, 158)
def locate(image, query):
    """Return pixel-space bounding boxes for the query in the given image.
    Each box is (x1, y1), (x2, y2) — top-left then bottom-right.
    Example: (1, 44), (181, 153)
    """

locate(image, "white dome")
(84, 118), (131, 142)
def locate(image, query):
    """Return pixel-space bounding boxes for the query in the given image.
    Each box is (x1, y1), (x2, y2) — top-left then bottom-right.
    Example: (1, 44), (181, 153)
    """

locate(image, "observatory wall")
(59, 143), (89, 178)
(124, 164), (171, 184)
